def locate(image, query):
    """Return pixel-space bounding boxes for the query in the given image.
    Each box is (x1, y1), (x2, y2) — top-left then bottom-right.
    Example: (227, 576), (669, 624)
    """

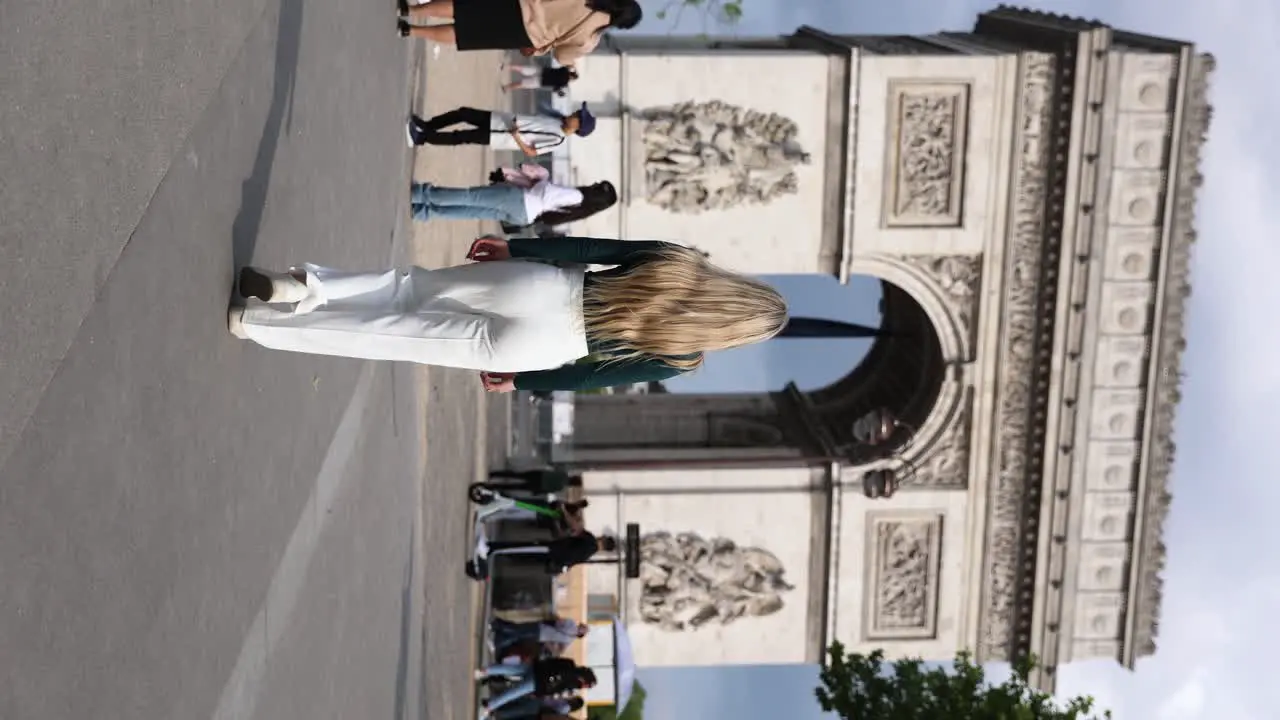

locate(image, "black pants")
(417, 107), (491, 146)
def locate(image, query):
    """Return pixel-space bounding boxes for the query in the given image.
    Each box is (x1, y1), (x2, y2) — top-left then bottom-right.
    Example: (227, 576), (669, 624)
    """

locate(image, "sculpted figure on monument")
(638, 531), (793, 631)
(641, 100), (810, 213)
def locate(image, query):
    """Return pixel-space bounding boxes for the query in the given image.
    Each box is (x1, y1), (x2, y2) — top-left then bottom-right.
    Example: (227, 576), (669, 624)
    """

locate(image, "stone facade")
(559, 7), (1211, 691)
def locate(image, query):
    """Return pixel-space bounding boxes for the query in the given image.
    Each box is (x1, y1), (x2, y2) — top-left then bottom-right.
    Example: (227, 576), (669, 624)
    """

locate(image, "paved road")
(0, 1), (506, 718)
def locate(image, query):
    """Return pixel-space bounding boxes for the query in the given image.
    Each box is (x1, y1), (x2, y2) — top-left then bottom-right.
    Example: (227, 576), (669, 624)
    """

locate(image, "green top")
(506, 237), (701, 392)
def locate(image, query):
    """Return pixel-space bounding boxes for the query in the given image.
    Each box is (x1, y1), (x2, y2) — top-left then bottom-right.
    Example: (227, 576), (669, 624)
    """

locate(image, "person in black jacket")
(481, 531), (615, 575)
(476, 657), (597, 717)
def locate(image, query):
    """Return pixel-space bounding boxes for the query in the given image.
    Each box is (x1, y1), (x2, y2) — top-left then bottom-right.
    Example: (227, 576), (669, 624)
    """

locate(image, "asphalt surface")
(0, 1), (485, 718)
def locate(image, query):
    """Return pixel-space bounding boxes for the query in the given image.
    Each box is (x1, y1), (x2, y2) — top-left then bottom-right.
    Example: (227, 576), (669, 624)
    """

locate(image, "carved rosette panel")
(638, 100), (812, 214)
(885, 83), (970, 227)
(637, 531), (794, 633)
(900, 254), (982, 351)
(977, 52), (1057, 660)
(864, 514), (943, 640)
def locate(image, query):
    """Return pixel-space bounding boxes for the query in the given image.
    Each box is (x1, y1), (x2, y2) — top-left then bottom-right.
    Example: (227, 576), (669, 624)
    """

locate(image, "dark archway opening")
(780, 281), (946, 464)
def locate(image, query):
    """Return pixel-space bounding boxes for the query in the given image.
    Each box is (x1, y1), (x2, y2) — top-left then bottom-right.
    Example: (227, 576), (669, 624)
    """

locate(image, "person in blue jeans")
(410, 170), (616, 229)
(491, 695), (583, 720)
(476, 657), (596, 717)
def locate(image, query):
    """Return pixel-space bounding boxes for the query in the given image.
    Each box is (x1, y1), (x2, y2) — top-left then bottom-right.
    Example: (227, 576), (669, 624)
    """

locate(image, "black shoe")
(465, 558), (489, 580)
(406, 115), (428, 147)
(397, 19), (411, 37)
(396, 0), (408, 15)
(238, 267), (274, 301)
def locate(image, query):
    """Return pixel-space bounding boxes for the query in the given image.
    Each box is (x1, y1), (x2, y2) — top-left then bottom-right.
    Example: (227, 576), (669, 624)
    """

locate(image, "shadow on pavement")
(394, 524), (415, 720)
(230, 0), (304, 269)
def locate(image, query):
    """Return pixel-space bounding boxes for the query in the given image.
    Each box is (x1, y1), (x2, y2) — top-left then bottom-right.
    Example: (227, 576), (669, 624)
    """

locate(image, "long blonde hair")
(582, 244), (789, 369)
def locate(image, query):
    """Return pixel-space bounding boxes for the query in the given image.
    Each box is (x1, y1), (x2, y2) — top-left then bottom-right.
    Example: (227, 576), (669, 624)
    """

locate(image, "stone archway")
(565, 259), (977, 484)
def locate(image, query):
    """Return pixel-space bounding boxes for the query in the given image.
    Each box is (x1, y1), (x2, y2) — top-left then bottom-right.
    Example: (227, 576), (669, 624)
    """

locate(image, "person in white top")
(490, 616), (589, 658)
(406, 103), (596, 157)
(410, 164), (616, 229)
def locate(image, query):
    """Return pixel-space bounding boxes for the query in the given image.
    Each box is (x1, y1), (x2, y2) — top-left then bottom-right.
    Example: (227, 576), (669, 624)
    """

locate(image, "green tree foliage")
(653, 0), (744, 28)
(587, 682), (647, 720)
(815, 642), (1112, 720)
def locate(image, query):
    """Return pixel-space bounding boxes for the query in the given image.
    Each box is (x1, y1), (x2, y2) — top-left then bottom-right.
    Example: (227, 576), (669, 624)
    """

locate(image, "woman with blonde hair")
(227, 236), (788, 392)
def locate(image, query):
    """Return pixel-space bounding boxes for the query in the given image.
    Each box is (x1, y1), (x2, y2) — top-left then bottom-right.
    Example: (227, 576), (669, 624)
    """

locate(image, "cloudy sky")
(630, 1), (1280, 719)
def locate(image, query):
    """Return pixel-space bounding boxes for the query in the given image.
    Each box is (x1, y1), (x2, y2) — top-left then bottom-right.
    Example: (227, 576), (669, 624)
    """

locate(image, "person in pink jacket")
(410, 165), (616, 228)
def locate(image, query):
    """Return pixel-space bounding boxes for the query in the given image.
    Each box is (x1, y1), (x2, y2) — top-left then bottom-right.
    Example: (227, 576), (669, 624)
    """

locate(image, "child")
(504, 65), (578, 97)
(406, 104), (596, 157)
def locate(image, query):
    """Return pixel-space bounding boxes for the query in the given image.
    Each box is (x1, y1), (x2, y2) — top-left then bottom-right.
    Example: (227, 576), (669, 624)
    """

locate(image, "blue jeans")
(492, 697), (541, 719)
(482, 664), (537, 711)
(491, 618), (541, 654)
(411, 183), (529, 224)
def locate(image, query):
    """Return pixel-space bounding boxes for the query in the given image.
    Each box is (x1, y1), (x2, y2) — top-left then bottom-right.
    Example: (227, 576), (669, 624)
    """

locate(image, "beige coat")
(518, 0), (611, 66)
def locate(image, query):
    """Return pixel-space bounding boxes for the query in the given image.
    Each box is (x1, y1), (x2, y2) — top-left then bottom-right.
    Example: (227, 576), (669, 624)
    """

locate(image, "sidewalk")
(406, 42), (512, 720)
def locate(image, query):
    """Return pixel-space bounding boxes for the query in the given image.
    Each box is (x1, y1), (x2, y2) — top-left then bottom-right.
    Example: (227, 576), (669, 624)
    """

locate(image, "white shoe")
(228, 307), (249, 339)
(406, 119), (415, 147)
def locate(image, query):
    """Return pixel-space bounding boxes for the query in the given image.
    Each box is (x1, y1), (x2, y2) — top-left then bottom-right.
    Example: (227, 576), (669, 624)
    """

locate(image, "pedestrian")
(491, 616), (588, 656)
(409, 174), (616, 227)
(478, 529), (614, 575)
(227, 236), (789, 392)
(490, 696), (584, 720)
(484, 467), (582, 495)
(475, 495), (587, 537)
(476, 657), (596, 716)
(504, 65), (578, 96)
(396, 0), (642, 68)
(406, 104), (595, 157)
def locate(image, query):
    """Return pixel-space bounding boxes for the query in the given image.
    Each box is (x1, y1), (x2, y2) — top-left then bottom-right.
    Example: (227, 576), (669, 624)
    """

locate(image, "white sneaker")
(227, 307), (249, 339)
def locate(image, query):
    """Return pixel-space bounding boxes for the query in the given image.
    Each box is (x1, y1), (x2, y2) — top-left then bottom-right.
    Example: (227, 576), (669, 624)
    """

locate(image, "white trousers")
(241, 260), (588, 372)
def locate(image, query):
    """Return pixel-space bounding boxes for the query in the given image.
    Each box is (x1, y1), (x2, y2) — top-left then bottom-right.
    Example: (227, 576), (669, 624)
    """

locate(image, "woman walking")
(396, 0), (641, 67)
(227, 236), (788, 392)
(410, 167), (616, 227)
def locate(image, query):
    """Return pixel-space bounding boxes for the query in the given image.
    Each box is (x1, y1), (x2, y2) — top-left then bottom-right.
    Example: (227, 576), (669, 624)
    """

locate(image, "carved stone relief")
(899, 254), (982, 350)
(864, 514), (943, 640)
(638, 100), (811, 214)
(885, 83), (970, 227)
(638, 531), (794, 632)
(898, 387), (973, 489)
(978, 52), (1057, 661)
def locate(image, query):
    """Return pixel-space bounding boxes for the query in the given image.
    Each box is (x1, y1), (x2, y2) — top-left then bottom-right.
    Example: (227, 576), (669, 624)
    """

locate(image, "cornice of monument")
(984, 4), (1106, 30)
(978, 49), (1061, 662)
(1130, 50), (1215, 660)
